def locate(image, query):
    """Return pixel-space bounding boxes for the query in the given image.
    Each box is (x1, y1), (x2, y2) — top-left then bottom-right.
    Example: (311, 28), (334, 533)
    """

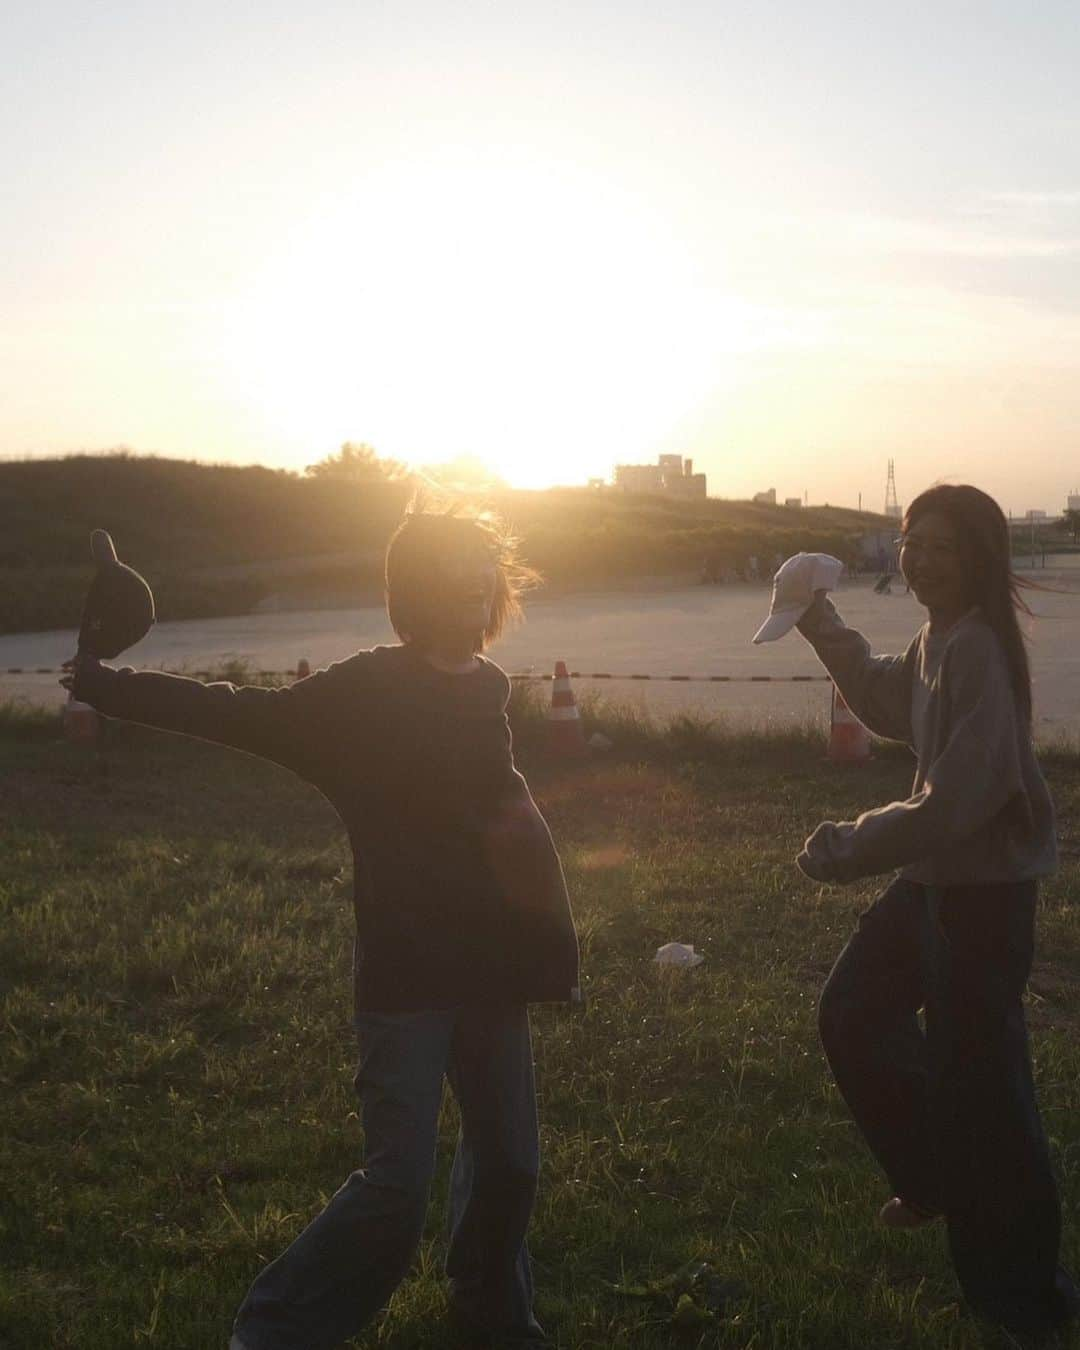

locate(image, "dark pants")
(819, 877), (1078, 1334)
(232, 1006), (542, 1350)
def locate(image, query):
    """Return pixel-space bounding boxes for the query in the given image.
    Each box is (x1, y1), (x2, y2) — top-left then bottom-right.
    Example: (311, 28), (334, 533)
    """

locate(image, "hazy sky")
(2, 1), (1078, 514)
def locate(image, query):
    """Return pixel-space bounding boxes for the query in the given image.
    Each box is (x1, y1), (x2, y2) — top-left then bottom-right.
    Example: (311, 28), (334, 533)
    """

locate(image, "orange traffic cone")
(62, 691), (99, 745)
(296, 657), (311, 680)
(548, 661), (587, 759)
(827, 684), (871, 764)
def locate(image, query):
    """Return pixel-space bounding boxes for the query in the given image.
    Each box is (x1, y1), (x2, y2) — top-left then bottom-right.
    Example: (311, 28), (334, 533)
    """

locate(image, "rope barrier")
(5, 666), (832, 684)
(2, 667), (291, 681)
(509, 672), (831, 684)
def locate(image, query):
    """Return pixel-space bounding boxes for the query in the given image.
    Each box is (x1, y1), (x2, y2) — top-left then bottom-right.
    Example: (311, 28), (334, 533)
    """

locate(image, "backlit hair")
(903, 484), (1033, 724)
(384, 498), (540, 652)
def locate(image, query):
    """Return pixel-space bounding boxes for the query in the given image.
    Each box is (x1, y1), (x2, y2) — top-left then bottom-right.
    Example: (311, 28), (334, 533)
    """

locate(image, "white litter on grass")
(587, 732), (613, 751)
(654, 942), (705, 968)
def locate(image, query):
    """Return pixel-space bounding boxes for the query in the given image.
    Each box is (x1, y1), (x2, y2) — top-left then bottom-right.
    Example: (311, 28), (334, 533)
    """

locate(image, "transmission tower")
(884, 459), (901, 519)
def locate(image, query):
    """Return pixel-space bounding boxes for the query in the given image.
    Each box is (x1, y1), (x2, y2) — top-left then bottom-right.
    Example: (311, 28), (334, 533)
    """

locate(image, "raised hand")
(59, 653), (102, 694)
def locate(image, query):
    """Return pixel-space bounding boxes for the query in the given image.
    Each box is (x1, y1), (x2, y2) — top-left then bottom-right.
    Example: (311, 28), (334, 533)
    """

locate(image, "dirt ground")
(4, 565), (1080, 739)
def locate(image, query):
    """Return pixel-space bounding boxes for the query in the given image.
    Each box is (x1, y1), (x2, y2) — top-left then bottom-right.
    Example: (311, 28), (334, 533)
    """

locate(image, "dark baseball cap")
(77, 530), (155, 659)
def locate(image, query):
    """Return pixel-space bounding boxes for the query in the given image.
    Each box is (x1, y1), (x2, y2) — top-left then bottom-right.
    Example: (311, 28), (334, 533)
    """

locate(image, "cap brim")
(752, 606), (806, 644)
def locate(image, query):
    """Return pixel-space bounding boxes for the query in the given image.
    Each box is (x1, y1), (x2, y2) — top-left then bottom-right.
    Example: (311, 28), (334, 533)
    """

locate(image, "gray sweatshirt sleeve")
(795, 597), (916, 744)
(797, 625), (1027, 884)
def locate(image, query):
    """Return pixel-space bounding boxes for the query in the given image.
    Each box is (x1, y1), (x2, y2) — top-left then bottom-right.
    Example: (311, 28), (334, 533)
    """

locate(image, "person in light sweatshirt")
(795, 484), (1077, 1337)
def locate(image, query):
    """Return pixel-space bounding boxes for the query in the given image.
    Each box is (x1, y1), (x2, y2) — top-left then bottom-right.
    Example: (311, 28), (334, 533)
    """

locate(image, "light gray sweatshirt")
(795, 599), (1056, 886)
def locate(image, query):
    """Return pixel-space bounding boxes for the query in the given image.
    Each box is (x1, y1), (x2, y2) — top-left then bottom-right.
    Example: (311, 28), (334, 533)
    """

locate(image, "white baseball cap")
(752, 552), (844, 644)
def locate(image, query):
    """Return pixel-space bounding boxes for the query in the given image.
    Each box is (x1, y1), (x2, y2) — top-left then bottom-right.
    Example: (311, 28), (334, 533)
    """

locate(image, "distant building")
(784, 497), (802, 508)
(614, 463), (663, 494)
(614, 454), (706, 498)
(1067, 493), (1080, 513)
(1026, 509), (1049, 522)
(753, 488), (777, 505)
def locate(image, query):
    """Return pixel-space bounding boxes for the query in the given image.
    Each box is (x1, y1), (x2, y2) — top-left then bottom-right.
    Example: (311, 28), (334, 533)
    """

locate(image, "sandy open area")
(5, 565), (1080, 741)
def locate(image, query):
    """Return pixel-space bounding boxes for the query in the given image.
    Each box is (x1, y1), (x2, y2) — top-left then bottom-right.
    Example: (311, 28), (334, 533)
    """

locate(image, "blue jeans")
(819, 877), (1078, 1334)
(232, 1006), (542, 1350)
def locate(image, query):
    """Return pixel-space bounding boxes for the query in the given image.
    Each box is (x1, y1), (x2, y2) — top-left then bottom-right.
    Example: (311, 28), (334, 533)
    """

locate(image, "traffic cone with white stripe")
(827, 684), (871, 764)
(548, 661), (587, 759)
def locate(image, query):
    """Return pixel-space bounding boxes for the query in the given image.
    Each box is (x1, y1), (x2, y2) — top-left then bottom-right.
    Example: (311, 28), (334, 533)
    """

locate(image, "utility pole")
(884, 460), (900, 519)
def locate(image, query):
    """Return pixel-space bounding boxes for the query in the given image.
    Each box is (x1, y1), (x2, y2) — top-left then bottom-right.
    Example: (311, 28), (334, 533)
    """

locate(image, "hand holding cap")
(752, 553), (844, 644)
(76, 530), (155, 659)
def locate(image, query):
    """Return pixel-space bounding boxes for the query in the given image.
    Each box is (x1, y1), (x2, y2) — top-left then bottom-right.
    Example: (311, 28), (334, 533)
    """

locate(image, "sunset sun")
(222, 153), (764, 487)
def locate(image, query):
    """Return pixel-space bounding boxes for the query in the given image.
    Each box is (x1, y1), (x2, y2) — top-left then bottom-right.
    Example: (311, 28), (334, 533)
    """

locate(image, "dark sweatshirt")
(74, 644), (580, 1013)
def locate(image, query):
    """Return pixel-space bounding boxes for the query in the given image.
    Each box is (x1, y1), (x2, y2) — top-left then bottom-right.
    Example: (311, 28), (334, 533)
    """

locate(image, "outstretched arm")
(796, 592), (916, 744)
(66, 654), (348, 785)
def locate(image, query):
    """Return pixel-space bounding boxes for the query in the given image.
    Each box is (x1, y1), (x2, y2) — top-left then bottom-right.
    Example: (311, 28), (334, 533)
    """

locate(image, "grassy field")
(2, 692), (1079, 1350)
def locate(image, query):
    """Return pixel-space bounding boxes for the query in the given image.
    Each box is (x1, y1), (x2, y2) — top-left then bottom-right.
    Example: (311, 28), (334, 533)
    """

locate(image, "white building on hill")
(614, 454), (707, 498)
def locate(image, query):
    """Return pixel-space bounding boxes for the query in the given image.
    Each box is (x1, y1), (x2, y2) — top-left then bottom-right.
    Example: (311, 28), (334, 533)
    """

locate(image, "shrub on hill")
(1, 453), (888, 632)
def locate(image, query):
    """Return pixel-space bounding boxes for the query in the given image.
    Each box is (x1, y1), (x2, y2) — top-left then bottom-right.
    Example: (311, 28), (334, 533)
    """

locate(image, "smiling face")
(438, 540), (498, 643)
(898, 509), (973, 624)
(386, 506), (533, 662)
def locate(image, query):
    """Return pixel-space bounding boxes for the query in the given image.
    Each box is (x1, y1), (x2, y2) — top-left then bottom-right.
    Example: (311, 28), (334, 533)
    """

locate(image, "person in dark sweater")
(64, 506), (579, 1350)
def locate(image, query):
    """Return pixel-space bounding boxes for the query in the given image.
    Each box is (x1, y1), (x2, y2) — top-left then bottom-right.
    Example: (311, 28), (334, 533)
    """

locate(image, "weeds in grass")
(0, 698), (60, 739)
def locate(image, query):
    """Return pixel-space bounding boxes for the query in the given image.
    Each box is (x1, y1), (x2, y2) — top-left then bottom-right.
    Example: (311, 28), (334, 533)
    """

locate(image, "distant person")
(63, 505), (579, 1350)
(701, 547), (722, 584)
(792, 485), (1078, 1337)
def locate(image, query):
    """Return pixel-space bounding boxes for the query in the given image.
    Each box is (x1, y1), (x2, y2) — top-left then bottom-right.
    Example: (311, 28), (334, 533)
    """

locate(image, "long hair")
(903, 484), (1033, 724)
(384, 496), (540, 652)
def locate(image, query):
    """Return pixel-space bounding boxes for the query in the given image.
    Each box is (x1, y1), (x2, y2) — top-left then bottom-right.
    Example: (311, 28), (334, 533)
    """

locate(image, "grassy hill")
(1, 453), (894, 633)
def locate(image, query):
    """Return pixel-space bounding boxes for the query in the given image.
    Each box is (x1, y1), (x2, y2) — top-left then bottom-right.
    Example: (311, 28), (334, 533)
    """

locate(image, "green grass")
(2, 697), (1078, 1349)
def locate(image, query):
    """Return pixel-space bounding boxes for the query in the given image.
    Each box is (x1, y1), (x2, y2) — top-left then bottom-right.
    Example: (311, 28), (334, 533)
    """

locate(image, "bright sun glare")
(223, 152), (767, 487)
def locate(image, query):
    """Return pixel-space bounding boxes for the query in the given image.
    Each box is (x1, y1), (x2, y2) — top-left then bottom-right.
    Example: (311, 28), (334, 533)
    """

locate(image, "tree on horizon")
(304, 442), (408, 483)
